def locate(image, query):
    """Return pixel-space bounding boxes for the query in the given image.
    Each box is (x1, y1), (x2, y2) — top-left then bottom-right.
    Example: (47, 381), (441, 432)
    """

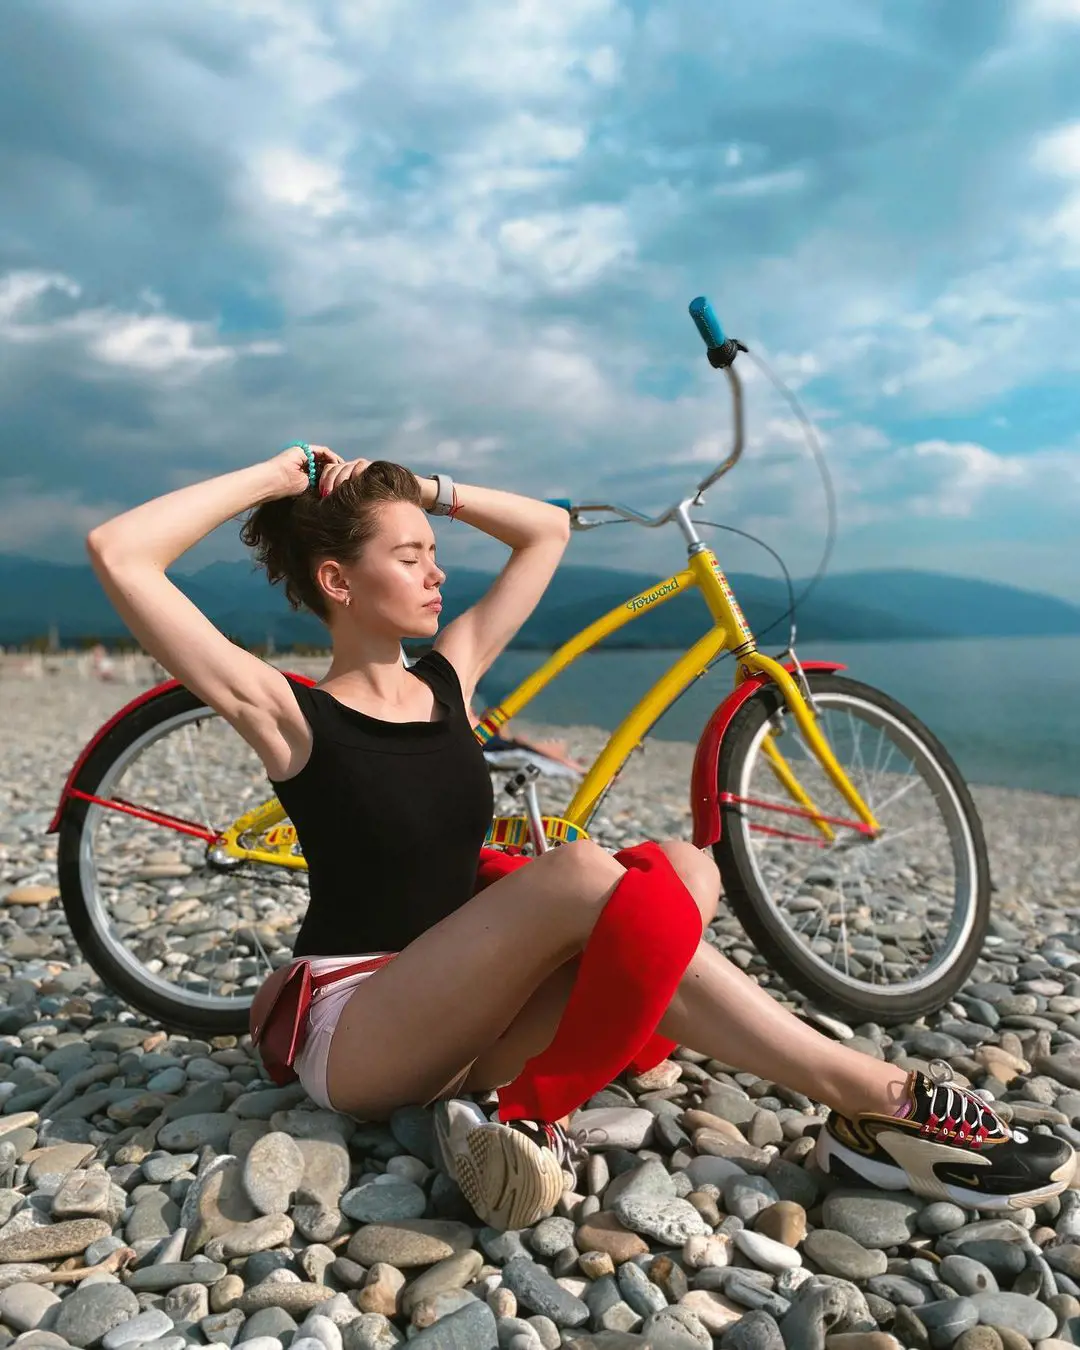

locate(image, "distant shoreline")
(8, 629), (1080, 656)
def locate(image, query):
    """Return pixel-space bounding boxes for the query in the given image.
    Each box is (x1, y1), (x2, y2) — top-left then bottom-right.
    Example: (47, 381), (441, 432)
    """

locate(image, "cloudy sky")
(3, 0), (1080, 600)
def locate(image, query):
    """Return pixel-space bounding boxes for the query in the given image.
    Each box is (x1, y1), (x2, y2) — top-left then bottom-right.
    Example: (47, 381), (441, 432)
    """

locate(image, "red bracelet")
(448, 485), (463, 521)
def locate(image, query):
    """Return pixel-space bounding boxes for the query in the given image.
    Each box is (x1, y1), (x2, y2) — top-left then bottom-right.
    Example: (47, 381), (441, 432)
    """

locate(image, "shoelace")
(922, 1057), (1019, 1147)
(508, 1120), (608, 1168)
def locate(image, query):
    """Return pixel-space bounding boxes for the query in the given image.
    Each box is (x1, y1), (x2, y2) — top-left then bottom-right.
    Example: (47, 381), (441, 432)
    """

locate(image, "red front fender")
(46, 671), (318, 834)
(690, 661), (846, 850)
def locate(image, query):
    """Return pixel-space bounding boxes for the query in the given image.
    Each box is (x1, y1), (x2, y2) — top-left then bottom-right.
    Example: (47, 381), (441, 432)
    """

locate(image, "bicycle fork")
(736, 652), (881, 844)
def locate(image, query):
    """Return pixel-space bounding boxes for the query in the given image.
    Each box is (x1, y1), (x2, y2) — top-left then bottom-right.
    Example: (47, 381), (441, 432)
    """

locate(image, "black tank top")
(269, 650), (495, 957)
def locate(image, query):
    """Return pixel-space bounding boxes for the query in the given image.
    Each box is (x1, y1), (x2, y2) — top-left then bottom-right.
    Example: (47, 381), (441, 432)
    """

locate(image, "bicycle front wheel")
(714, 672), (990, 1023)
(57, 684), (309, 1036)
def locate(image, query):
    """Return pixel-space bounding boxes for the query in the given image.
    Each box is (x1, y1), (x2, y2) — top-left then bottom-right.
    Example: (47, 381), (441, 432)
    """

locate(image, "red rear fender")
(690, 662), (846, 850)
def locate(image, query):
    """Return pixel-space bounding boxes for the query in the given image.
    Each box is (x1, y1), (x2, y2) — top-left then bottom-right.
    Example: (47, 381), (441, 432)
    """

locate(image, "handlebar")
(547, 295), (747, 532)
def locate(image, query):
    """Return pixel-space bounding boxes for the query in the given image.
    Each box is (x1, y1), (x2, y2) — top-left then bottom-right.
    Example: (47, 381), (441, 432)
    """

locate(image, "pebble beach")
(3, 657), (1080, 1350)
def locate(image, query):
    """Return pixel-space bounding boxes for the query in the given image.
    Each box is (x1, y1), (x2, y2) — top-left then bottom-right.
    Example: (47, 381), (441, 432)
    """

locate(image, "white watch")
(427, 473), (455, 516)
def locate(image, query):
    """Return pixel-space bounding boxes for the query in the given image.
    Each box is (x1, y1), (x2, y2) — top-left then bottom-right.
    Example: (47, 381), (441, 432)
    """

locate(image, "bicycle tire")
(57, 683), (268, 1036)
(713, 672), (991, 1023)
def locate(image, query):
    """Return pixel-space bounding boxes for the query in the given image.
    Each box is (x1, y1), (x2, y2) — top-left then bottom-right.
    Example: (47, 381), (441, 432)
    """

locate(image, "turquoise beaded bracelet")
(282, 442), (315, 487)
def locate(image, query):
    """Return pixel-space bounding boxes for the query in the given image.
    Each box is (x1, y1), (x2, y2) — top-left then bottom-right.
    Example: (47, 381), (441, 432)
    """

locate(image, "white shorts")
(292, 954), (394, 1111)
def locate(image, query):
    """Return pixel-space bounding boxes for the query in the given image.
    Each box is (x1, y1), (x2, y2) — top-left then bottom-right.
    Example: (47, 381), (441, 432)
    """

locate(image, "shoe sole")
(816, 1126), (1076, 1212)
(454, 1125), (566, 1231)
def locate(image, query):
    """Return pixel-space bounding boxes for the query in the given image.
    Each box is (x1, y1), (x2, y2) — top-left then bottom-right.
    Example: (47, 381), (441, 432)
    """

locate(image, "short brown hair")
(239, 460), (422, 621)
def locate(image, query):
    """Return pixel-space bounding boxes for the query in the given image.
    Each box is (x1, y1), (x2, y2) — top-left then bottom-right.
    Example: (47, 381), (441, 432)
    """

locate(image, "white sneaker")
(432, 1098), (489, 1177)
(432, 1101), (570, 1231)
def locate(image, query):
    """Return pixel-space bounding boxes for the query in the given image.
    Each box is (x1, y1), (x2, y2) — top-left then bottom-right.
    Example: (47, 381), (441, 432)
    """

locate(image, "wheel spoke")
(70, 695), (309, 1029)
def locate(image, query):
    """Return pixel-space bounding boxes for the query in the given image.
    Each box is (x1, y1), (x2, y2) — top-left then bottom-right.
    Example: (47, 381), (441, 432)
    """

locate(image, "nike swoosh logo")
(875, 1128), (991, 1204)
(949, 1172), (992, 1188)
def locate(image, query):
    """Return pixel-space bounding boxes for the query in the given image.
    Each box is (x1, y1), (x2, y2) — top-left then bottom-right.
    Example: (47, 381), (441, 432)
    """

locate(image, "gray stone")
(210, 1212), (294, 1258)
(778, 1283), (849, 1349)
(950, 1241), (1028, 1282)
(683, 1157), (747, 1191)
(968, 1291), (1057, 1341)
(720, 1276), (790, 1319)
(50, 1283), (141, 1349)
(700, 1087), (756, 1127)
(348, 1221), (474, 1270)
(126, 1261), (228, 1292)
(717, 1309), (783, 1350)
(764, 1159), (820, 1209)
(722, 1176), (778, 1224)
(343, 1313), (405, 1350)
(866, 1274), (929, 1307)
(156, 1113), (235, 1153)
(914, 1298), (980, 1350)
(100, 1308), (175, 1349)
(529, 1218), (576, 1260)
(820, 1189), (923, 1249)
(408, 1300), (498, 1350)
(611, 1193), (708, 1247)
(917, 1203), (968, 1236)
(0, 1282), (61, 1332)
(583, 1277), (642, 1335)
(802, 1229), (886, 1281)
(569, 1110), (655, 1152)
(615, 1263), (666, 1318)
(341, 1180), (427, 1224)
(141, 1152), (198, 1184)
(400, 1250), (485, 1317)
(939, 1255), (998, 1297)
(238, 1307), (299, 1342)
(500, 1258), (590, 1329)
(125, 1192), (180, 1244)
(239, 1283), (339, 1316)
(241, 1131), (305, 1215)
(641, 1305), (712, 1350)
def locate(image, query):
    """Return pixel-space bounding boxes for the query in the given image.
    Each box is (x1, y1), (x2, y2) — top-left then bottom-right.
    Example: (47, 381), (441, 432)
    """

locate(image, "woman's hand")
(270, 444), (343, 499)
(316, 456), (373, 498)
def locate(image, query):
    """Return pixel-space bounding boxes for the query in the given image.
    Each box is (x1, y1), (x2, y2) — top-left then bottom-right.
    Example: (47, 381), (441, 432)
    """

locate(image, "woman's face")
(344, 501), (446, 638)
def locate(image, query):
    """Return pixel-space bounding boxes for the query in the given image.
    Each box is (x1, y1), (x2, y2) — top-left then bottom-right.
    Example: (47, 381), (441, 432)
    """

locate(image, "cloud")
(1, 0), (1079, 601)
(0, 269), (281, 375)
(908, 440), (1027, 517)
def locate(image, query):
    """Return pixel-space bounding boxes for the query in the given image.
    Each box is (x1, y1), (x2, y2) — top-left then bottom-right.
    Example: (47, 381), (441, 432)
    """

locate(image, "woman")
(87, 443), (1074, 1230)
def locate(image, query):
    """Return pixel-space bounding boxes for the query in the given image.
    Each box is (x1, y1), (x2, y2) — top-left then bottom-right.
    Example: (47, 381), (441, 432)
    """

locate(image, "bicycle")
(49, 296), (989, 1037)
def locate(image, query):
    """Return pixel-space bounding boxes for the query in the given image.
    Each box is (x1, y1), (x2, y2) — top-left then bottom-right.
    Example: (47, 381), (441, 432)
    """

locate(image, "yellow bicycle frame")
(213, 547), (879, 868)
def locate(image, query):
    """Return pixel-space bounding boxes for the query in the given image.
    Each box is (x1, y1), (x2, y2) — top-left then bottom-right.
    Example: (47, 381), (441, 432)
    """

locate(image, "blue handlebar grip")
(544, 497), (572, 512)
(689, 296), (726, 350)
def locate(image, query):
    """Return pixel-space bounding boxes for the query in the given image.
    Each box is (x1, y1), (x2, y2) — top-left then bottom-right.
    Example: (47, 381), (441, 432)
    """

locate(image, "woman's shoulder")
(413, 647), (469, 707)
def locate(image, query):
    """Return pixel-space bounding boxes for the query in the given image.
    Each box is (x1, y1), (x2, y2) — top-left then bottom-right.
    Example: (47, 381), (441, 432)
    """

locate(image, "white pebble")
(734, 1229), (802, 1273)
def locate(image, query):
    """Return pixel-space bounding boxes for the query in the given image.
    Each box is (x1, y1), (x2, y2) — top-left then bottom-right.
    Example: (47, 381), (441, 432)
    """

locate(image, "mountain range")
(3, 553), (1080, 651)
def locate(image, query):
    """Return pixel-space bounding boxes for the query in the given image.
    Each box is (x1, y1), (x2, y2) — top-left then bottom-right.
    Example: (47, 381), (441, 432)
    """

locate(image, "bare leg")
(658, 940), (909, 1116)
(324, 840), (625, 1119)
(465, 841), (908, 1118)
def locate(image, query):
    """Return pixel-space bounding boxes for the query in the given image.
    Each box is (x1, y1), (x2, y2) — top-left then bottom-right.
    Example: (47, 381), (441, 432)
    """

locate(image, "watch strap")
(428, 473), (455, 516)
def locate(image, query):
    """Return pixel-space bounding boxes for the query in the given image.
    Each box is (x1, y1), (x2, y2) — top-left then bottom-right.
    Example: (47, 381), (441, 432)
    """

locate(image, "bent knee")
(553, 838), (623, 889)
(541, 839), (624, 921)
(657, 839), (721, 927)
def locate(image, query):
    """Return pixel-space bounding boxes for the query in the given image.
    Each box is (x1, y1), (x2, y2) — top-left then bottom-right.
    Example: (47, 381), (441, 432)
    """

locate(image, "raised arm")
(85, 445), (340, 776)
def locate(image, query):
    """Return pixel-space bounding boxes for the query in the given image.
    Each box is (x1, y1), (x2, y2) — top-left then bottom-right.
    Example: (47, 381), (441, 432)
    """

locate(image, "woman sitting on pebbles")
(87, 444), (1075, 1231)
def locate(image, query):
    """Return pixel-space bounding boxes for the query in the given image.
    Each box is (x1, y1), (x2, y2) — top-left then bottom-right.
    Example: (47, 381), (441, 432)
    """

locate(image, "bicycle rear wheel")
(713, 672), (990, 1023)
(57, 685), (308, 1036)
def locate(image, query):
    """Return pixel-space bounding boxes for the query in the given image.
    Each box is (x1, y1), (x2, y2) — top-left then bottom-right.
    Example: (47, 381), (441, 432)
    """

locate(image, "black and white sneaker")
(432, 1101), (581, 1230)
(816, 1059), (1076, 1212)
